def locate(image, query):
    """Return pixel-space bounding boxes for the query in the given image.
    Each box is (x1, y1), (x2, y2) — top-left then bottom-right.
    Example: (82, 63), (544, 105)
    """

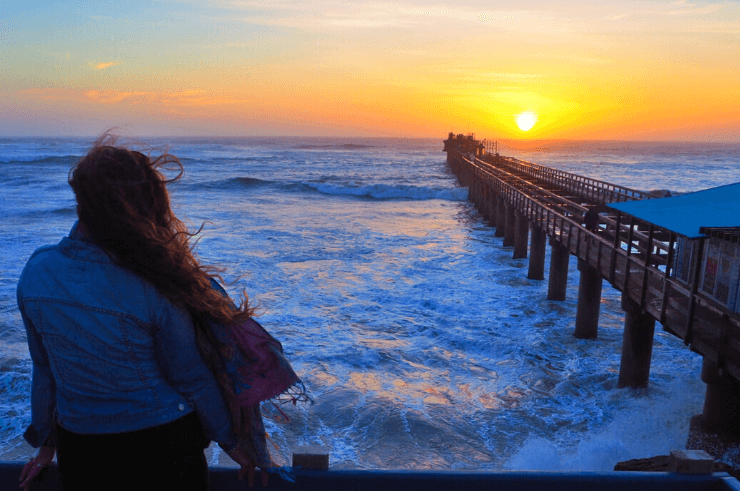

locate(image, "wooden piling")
(487, 192), (498, 226)
(617, 293), (656, 389)
(547, 239), (570, 301)
(699, 358), (740, 432)
(495, 198), (506, 237)
(528, 226), (546, 280)
(484, 187), (494, 223)
(513, 213), (529, 259)
(687, 358), (740, 461)
(504, 204), (516, 247)
(574, 258), (603, 339)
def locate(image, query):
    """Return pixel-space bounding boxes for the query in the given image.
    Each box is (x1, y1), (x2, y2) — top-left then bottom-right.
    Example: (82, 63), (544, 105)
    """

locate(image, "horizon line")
(2, 134), (739, 144)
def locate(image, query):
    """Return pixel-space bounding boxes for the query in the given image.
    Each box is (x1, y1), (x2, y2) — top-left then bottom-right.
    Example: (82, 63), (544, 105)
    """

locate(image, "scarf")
(193, 305), (307, 469)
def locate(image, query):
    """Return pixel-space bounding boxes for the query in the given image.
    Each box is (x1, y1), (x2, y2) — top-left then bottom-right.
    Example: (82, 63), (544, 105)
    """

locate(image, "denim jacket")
(17, 222), (238, 450)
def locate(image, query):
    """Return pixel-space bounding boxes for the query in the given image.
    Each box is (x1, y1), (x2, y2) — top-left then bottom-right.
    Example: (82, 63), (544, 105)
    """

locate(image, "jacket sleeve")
(18, 300), (57, 449)
(153, 298), (238, 450)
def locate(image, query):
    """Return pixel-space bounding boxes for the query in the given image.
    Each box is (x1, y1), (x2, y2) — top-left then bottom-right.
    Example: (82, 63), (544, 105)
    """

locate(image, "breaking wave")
(303, 182), (468, 201)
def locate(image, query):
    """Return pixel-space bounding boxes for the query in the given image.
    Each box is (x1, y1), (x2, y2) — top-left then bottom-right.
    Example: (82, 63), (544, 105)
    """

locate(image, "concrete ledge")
(669, 450), (715, 474)
(292, 446), (330, 470)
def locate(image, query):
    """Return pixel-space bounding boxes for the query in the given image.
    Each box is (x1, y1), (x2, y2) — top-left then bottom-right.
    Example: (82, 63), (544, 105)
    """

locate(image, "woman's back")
(17, 223), (211, 435)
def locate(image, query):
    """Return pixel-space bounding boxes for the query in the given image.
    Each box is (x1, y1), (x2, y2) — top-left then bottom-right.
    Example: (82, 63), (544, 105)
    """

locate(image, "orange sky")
(2, 1), (739, 140)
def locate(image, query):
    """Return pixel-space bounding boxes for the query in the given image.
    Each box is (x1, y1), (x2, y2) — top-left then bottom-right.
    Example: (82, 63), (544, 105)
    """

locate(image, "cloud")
(667, 2), (723, 15)
(17, 88), (77, 101)
(89, 61), (120, 71)
(480, 73), (543, 80)
(606, 0), (724, 20)
(219, 2), (515, 30)
(529, 53), (611, 65)
(19, 88), (253, 106)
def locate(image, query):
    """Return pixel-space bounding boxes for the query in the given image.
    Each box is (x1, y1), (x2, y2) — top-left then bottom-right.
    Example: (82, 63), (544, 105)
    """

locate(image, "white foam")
(504, 377), (704, 471)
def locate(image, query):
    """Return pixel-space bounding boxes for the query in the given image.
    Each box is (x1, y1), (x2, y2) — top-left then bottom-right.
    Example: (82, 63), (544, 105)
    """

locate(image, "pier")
(443, 133), (740, 458)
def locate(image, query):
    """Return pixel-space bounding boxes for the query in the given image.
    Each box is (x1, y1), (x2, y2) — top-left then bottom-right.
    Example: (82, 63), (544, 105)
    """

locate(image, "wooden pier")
(443, 133), (740, 456)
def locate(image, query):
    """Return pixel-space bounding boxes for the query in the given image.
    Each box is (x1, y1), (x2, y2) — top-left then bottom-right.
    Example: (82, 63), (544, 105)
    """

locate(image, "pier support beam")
(513, 214), (529, 259)
(495, 198), (506, 237)
(503, 204), (516, 247)
(527, 226), (547, 280)
(486, 193), (497, 226)
(484, 189), (495, 224)
(574, 259), (603, 339)
(687, 359), (740, 459)
(547, 239), (570, 301)
(700, 358), (740, 429)
(617, 294), (656, 389)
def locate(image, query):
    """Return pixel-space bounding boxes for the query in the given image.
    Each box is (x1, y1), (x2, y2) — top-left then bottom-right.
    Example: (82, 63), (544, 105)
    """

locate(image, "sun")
(516, 111), (538, 132)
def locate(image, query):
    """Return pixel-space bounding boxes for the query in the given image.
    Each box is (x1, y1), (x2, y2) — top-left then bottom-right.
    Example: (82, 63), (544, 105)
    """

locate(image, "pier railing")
(445, 146), (740, 384)
(497, 156), (654, 204)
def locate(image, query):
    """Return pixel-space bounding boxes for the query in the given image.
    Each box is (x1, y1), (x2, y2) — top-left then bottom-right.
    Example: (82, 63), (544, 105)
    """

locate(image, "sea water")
(1, 136), (739, 470)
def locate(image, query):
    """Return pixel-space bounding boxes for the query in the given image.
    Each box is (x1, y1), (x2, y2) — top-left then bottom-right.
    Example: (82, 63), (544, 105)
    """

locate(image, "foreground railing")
(1, 462), (739, 491)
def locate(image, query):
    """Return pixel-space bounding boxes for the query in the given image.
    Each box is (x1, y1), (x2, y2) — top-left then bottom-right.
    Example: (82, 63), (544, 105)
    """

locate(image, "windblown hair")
(68, 134), (254, 325)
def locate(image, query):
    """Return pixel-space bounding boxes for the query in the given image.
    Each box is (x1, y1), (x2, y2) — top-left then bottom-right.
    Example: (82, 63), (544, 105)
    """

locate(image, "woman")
(17, 135), (266, 490)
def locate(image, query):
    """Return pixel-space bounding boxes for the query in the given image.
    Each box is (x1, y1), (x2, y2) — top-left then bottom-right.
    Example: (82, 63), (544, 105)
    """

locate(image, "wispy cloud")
(19, 88), (253, 106)
(480, 73), (543, 80)
(530, 53), (611, 65)
(17, 88), (75, 101)
(218, 2), (518, 30)
(667, 1), (723, 15)
(607, 0), (724, 20)
(89, 61), (119, 71)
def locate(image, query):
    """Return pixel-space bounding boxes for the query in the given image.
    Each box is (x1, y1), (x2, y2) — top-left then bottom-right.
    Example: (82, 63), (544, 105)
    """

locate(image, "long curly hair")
(68, 133), (254, 325)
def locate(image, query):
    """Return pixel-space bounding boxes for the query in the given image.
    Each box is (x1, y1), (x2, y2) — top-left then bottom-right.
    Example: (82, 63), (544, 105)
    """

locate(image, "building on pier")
(608, 182), (740, 313)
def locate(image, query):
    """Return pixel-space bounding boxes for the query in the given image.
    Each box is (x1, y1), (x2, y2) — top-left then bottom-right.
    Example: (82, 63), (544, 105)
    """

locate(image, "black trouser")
(56, 412), (210, 491)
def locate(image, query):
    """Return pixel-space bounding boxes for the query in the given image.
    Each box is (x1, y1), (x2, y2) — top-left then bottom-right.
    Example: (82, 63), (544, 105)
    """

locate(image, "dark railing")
(2, 462), (739, 491)
(497, 156), (654, 204)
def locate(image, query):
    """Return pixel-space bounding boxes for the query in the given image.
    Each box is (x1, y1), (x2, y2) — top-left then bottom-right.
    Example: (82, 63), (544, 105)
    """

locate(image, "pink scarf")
(194, 303), (307, 468)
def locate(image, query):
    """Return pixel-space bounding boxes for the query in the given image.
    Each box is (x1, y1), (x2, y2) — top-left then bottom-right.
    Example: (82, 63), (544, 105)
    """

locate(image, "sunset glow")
(1, 1), (739, 140)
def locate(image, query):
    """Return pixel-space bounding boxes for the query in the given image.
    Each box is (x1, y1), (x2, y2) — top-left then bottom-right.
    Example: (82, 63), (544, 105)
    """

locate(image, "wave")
(303, 182), (468, 201)
(49, 206), (77, 216)
(295, 144), (373, 150)
(190, 176), (466, 201)
(13, 206), (77, 221)
(0, 155), (80, 165)
(178, 155), (269, 163)
(198, 176), (272, 190)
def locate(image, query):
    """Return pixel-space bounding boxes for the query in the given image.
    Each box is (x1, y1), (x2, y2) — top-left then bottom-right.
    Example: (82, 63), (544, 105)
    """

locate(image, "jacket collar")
(60, 221), (113, 262)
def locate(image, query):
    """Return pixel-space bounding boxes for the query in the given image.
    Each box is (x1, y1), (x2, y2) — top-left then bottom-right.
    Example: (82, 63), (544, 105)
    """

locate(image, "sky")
(1, 0), (739, 140)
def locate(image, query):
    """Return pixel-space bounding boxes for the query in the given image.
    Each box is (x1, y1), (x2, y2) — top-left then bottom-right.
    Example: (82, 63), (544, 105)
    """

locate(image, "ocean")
(2, 136), (740, 470)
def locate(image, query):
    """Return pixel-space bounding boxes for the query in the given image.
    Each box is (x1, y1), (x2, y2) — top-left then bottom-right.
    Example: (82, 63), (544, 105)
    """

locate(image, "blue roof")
(607, 182), (740, 238)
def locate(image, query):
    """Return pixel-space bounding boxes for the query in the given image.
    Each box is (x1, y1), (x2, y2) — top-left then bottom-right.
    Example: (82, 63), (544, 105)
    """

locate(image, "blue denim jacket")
(17, 222), (238, 450)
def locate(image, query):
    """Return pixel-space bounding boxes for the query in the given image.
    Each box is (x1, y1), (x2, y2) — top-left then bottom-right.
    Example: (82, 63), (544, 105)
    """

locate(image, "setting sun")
(516, 112), (538, 132)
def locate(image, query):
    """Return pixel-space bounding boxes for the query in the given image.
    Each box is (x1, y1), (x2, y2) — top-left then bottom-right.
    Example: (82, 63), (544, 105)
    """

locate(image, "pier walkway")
(443, 133), (740, 456)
